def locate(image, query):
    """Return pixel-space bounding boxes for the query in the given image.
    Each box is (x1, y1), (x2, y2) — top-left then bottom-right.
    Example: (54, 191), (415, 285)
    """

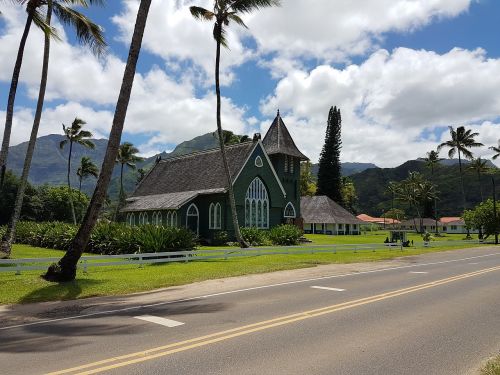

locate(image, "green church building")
(122, 112), (308, 241)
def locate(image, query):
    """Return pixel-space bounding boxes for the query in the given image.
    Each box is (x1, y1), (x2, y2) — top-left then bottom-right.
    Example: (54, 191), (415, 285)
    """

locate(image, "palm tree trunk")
(43, 0), (152, 282)
(432, 166), (438, 235)
(214, 23), (248, 248)
(457, 150), (470, 237)
(478, 171), (483, 202)
(458, 150), (466, 211)
(114, 163), (125, 221)
(0, 12), (34, 188)
(67, 141), (77, 224)
(0, 4), (52, 259)
(79, 176), (82, 193)
(120, 163), (124, 199)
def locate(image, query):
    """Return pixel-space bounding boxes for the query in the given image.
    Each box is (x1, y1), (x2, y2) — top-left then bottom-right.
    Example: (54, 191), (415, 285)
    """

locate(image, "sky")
(1, 0), (499, 168)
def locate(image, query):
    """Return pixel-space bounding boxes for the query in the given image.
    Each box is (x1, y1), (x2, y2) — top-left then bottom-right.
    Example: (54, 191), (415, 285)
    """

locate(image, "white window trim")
(171, 211), (177, 227)
(255, 156), (263, 167)
(186, 203), (199, 235)
(245, 177), (269, 229)
(209, 203), (215, 229)
(284, 202), (296, 218)
(215, 203), (221, 229)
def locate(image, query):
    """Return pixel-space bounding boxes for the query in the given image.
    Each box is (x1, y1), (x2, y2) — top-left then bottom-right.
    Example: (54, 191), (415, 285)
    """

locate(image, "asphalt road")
(1, 247), (500, 375)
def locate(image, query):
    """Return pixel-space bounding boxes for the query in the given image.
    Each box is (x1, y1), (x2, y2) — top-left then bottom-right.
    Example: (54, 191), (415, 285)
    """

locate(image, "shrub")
(9, 221), (197, 254)
(268, 224), (302, 246)
(240, 227), (269, 246)
(212, 230), (229, 246)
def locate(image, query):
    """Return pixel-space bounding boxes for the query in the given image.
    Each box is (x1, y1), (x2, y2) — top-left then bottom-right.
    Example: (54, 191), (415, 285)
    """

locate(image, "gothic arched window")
(245, 178), (269, 229)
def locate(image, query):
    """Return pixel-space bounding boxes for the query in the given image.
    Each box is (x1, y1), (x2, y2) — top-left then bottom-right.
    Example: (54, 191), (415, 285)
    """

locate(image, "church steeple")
(262, 111), (308, 161)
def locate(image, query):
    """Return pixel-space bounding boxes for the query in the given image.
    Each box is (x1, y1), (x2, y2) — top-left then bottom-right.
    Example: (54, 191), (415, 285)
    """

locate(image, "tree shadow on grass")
(19, 278), (103, 304)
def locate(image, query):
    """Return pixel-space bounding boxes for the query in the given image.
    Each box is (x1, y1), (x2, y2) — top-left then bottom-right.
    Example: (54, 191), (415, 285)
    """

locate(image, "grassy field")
(0, 232), (489, 305)
(481, 355), (500, 375)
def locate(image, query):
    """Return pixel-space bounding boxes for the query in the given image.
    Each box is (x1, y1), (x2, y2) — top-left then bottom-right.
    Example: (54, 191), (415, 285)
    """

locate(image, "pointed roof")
(262, 110), (308, 160)
(301, 196), (363, 225)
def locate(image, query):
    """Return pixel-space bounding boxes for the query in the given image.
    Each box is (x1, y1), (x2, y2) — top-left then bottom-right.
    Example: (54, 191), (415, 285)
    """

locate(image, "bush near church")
(4, 221), (197, 255)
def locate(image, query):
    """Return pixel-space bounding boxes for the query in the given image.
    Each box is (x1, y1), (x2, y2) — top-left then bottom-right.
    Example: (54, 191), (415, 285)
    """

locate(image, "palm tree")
(116, 142), (143, 200)
(0, 1), (106, 258)
(490, 140), (500, 160)
(43, 0), (152, 282)
(60, 118), (95, 224)
(396, 172), (437, 233)
(0, 0), (105, 187)
(423, 150), (442, 234)
(437, 126), (484, 212)
(190, 0), (279, 247)
(77, 156), (99, 193)
(467, 157), (489, 202)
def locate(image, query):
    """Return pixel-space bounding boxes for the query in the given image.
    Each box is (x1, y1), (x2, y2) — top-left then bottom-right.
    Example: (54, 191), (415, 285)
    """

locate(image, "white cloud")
(249, 0), (473, 75)
(261, 47), (500, 167)
(1, 3), (251, 154)
(112, 0), (252, 86)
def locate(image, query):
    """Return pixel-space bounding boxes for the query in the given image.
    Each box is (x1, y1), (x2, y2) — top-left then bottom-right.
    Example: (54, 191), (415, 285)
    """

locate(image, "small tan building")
(301, 196), (363, 235)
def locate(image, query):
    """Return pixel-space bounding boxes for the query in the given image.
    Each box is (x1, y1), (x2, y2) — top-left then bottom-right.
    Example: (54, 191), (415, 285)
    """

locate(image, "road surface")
(1, 246), (500, 374)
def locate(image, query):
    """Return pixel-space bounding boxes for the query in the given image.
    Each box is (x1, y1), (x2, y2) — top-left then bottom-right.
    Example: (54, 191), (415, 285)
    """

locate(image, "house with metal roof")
(301, 195), (364, 235)
(122, 111), (308, 241)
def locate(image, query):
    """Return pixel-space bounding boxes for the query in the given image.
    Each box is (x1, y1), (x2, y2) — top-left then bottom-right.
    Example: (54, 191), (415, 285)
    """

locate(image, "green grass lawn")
(0, 232), (489, 305)
(481, 355), (500, 375)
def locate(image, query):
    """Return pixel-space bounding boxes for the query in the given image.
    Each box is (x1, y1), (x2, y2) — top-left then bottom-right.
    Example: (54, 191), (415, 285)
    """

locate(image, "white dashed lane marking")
(134, 315), (185, 328)
(311, 286), (346, 292)
(410, 271), (429, 274)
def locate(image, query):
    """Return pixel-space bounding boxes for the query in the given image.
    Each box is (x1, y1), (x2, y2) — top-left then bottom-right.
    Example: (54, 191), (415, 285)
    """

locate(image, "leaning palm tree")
(190, 0), (280, 247)
(0, 0), (105, 187)
(467, 157), (489, 202)
(116, 142), (143, 199)
(77, 156), (99, 193)
(0, 1), (106, 258)
(490, 140), (500, 160)
(60, 118), (95, 224)
(43, 0), (152, 282)
(437, 126), (484, 212)
(423, 150), (442, 234)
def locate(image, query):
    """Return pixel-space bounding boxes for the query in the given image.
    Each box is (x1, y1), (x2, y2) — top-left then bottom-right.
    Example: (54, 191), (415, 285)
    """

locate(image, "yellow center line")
(47, 265), (500, 375)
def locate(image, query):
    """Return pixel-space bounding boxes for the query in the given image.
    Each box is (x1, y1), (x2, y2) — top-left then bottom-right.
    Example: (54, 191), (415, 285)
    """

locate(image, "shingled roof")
(123, 189), (226, 212)
(301, 196), (363, 224)
(122, 142), (256, 212)
(262, 111), (308, 160)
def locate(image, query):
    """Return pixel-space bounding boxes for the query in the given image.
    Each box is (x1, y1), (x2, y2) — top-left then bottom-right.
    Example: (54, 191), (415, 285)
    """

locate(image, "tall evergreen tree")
(316, 106), (342, 203)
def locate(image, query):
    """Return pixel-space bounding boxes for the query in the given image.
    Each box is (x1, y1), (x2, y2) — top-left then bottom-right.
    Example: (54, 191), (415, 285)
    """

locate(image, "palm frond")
(213, 22), (228, 47)
(32, 6), (61, 40)
(52, 3), (106, 56)
(230, 0), (280, 14)
(78, 130), (93, 138)
(227, 12), (247, 28)
(78, 139), (95, 149)
(59, 139), (68, 149)
(190, 6), (214, 21)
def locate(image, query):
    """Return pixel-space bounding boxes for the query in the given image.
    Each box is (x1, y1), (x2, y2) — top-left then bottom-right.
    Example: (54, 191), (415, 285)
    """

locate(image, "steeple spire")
(262, 111), (308, 161)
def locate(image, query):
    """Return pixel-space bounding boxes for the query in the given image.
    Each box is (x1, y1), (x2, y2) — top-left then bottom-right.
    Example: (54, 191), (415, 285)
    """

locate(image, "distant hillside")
(311, 162), (378, 177)
(7, 134), (109, 192)
(350, 159), (500, 217)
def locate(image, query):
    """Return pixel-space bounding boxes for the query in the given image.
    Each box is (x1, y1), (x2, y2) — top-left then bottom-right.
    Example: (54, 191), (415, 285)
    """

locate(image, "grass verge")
(0, 233), (489, 305)
(481, 355), (500, 375)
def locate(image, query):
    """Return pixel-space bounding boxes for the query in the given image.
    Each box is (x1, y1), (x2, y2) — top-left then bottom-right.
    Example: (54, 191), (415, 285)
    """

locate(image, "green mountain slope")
(349, 160), (500, 217)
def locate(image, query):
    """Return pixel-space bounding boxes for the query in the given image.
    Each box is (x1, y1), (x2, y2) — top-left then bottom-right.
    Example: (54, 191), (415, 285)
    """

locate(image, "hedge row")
(1, 221), (197, 255)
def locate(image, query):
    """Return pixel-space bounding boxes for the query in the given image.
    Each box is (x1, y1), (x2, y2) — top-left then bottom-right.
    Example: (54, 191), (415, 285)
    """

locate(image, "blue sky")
(1, 0), (499, 167)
